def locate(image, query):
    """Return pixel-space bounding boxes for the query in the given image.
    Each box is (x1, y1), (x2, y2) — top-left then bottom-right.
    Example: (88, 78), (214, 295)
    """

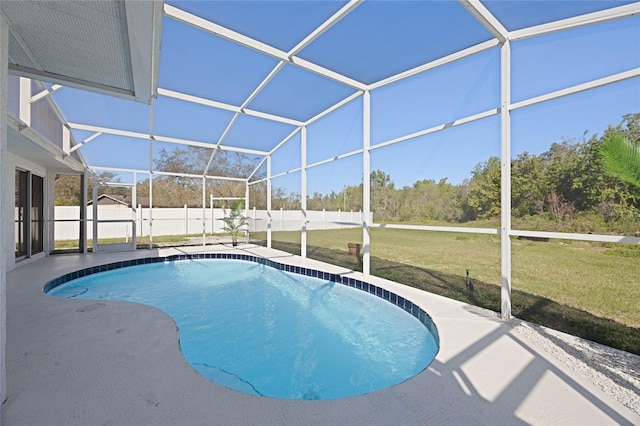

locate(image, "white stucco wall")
(1, 12), (9, 410)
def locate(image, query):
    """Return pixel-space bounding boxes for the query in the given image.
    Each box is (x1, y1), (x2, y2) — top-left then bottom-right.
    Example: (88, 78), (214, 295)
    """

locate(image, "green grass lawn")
(52, 234), (210, 252)
(259, 228), (640, 354)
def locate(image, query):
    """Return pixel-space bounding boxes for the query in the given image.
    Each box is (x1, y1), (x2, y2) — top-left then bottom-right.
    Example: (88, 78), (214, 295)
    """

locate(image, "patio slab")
(2, 245), (638, 425)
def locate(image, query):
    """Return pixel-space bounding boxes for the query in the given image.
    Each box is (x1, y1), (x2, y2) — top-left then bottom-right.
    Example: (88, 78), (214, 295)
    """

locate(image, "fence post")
(184, 204), (188, 235)
(212, 207), (216, 234)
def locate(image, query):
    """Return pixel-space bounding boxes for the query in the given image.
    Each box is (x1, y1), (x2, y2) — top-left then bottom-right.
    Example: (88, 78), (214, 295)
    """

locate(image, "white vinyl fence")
(54, 206), (370, 241)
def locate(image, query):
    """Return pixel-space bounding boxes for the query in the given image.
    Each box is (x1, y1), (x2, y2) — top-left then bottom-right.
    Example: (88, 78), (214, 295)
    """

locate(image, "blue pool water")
(48, 259), (439, 400)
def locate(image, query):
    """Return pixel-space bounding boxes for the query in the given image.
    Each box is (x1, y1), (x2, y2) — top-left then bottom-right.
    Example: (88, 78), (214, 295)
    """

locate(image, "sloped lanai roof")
(6, 0), (635, 183)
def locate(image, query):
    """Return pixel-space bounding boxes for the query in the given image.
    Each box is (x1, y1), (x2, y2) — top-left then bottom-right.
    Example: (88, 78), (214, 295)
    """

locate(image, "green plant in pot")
(219, 202), (249, 246)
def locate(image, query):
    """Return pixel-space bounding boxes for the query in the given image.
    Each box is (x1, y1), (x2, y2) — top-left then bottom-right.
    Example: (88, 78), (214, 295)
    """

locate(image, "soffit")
(2, 0), (161, 104)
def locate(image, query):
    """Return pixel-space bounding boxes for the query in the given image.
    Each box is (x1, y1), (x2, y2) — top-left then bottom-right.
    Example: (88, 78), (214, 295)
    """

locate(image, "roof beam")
(164, 4), (367, 91)
(369, 39), (500, 90)
(204, 175), (247, 182)
(89, 166), (147, 175)
(145, 170), (205, 180)
(164, 4), (288, 61)
(306, 148), (364, 170)
(30, 84), (63, 104)
(241, 61), (287, 109)
(158, 88), (239, 113)
(247, 156), (269, 181)
(305, 91), (364, 126)
(154, 134), (268, 156)
(89, 166), (247, 182)
(202, 0), (363, 174)
(458, 0), (508, 43)
(269, 128), (302, 156)
(270, 167), (303, 180)
(288, 0), (363, 56)
(68, 131), (103, 154)
(510, 3), (640, 41)
(157, 87), (302, 126)
(203, 63), (296, 176)
(289, 56), (366, 90)
(67, 122), (269, 156)
(202, 112), (241, 175)
(370, 107), (500, 152)
(243, 108), (303, 127)
(68, 122), (148, 140)
(510, 68), (640, 111)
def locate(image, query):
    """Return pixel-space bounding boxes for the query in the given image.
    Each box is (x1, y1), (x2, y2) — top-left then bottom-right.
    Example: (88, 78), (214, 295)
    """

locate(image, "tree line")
(56, 113), (639, 234)
(56, 149), (260, 208)
(306, 113), (640, 234)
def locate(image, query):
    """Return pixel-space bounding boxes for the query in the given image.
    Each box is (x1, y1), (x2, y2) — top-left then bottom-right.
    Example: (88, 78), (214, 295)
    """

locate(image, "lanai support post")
(244, 180), (249, 242)
(267, 155), (272, 248)
(500, 40), (512, 320)
(148, 100), (155, 250)
(92, 182), (98, 253)
(202, 176), (206, 246)
(301, 126), (307, 258)
(80, 172), (87, 253)
(362, 90), (371, 276)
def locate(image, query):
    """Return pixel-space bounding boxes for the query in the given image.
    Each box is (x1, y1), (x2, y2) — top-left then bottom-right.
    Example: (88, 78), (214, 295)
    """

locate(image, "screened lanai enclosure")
(2, 0), (639, 353)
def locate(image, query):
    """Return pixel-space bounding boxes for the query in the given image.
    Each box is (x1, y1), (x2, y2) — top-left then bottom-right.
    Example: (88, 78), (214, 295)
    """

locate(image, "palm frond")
(599, 133), (640, 191)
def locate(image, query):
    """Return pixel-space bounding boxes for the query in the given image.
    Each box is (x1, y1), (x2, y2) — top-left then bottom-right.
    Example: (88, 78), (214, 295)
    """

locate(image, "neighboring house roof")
(86, 194), (128, 207)
(125, 196), (150, 207)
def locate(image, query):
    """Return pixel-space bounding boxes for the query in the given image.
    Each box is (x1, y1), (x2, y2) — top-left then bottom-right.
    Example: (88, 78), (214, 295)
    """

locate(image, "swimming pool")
(45, 254), (439, 400)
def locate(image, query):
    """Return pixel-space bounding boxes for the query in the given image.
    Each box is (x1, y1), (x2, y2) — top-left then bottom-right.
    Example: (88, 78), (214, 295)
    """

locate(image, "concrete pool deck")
(2, 244), (639, 425)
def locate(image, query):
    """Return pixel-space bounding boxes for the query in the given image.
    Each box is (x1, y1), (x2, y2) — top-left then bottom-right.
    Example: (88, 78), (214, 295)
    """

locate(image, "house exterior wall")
(1, 13), (8, 408)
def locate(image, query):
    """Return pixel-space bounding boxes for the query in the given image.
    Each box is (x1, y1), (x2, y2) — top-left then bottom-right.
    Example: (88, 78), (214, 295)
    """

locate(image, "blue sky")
(50, 1), (640, 197)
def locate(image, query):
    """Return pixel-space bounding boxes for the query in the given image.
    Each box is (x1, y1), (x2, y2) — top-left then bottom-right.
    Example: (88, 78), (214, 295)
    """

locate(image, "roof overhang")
(7, 117), (86, 174)
(1, 0), (162, 104)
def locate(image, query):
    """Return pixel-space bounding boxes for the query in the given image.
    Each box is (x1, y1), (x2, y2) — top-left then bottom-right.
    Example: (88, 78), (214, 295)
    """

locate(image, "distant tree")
(371, 170), (395, 221)
(248, 181), (267, 210)
(55, 171), (124, 206)
(511, 152), (545, 217)
(135, 146), (263, 207)
(465, 156), (501, 220)
(54, 174), (82, 206)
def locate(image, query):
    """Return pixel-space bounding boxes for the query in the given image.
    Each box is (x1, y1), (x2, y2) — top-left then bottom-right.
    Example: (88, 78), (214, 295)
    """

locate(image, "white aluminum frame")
(2, 0), (640, 407)
(22, 0), (640, 320)
(500, 40), (512, 320)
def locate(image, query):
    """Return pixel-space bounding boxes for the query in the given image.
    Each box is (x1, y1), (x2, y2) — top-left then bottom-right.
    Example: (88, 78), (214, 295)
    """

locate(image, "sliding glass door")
(31, 174), (44, 254)
(15, 168), (44, 259)
(15, 169), (28, 258)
